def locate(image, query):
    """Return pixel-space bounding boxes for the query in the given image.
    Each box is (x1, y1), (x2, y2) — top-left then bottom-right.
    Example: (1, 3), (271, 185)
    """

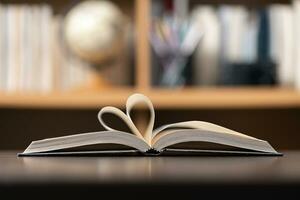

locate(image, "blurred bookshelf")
(0, 0), (300, 109)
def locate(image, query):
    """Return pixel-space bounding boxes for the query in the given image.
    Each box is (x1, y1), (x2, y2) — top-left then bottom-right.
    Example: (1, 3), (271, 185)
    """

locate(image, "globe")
(64, 0), (124, 63)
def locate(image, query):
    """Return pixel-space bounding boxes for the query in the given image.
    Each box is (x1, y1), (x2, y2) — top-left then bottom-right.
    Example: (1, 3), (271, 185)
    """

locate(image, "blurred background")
(0, 0), (299, 150)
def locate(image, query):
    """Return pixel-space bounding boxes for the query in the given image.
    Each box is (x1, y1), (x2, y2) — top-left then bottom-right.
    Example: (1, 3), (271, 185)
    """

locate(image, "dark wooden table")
(1, 151), (300, 199)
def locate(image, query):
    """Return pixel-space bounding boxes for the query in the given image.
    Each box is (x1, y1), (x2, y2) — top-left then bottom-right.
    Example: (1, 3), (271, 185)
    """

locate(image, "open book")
(19, 93), (281, 156)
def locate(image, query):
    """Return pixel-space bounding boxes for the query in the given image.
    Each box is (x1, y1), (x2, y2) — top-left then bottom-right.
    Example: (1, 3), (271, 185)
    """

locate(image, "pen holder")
(150, 18), (202, 87)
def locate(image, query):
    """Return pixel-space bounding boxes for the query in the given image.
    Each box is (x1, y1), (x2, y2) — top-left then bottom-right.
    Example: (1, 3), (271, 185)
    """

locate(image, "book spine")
(23, 6), (32, 92)
(51, 16), (61, 91)
(18, 6), (26, 92)
(6, 6), (19, 92)
(269, 5), (295, 86)
(40, 5), (53, 93)
(2, 6), (8, 91)
(191, 6), (220, 85)
(294, 0), (300, 90)
(0, 5), (4, 91)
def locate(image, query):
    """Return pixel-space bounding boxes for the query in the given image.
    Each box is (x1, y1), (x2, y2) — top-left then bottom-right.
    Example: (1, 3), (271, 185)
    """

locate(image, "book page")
(152, 129), (277, 153)
(125, 93), (154, 145)
(152, 121), (278, 153)
(98, 106), (144, 140)
(98, 93), (155, 146)
(23, 131), (150, 154)
(152, 121), (258, 140)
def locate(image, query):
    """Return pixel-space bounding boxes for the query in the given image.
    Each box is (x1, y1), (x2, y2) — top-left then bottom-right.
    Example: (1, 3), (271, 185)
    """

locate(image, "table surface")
(1, 150), (300, 186)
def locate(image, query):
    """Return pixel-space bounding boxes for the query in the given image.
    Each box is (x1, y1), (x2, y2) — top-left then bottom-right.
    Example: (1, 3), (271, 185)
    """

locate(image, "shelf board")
(0, 88), (134, 109)
(0, 87), (300, 109)
(148, 87), (300, 109)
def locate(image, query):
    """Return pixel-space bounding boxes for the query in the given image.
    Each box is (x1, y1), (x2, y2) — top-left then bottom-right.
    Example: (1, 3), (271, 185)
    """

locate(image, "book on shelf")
(0, 3), (132, 93)
(294, 0), (300, 90)
(19, 93), (281, 156)
(269, 4), (294, 86)
(191, 6), (220, 85)
(186, 2), (300, 87)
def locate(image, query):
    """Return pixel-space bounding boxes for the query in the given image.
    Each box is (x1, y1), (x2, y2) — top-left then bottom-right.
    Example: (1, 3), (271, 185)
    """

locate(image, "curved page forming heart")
(98, 94), (155, 145)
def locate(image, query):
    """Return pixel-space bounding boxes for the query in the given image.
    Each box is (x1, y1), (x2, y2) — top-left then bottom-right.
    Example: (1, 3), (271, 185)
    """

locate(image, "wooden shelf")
(0, 88), (133, 109)
(0, 87), (300, 109)
(148, 87), (300, 109)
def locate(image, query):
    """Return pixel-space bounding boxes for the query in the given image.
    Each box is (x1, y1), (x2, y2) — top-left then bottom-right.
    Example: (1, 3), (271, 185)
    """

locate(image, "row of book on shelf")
(1, 2), (300, 93)
(0, 4), (131, 93)
(151, 0), (300, 89)
(0, 5), (91, 93)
